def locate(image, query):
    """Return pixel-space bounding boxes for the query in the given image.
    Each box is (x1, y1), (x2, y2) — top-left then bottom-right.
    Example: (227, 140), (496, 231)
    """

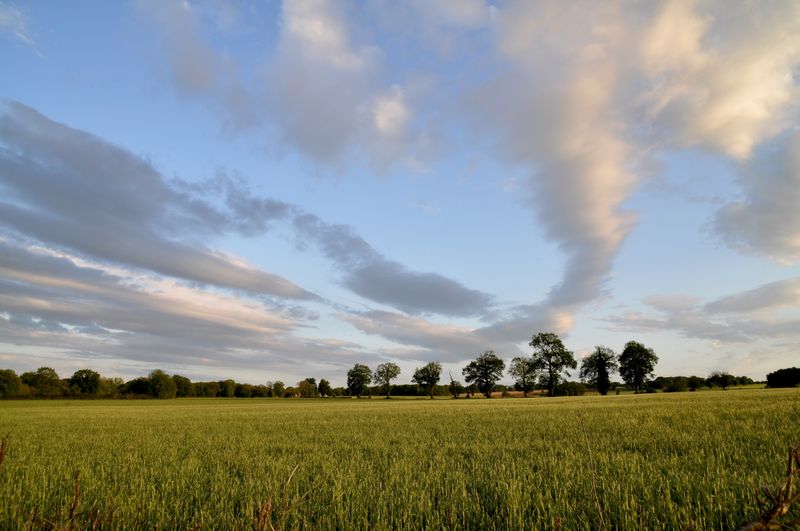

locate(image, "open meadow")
(1, 389), (799, 529)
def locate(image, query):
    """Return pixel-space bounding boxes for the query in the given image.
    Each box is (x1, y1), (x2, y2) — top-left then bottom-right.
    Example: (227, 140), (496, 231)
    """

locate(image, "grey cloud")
(714, 133), (800, 262)
(705, 277), (800, 314)
(0, 240), (379, 378)
(0, 100), (314, 300)
(292, 213), (495, 316)
(140, 0), (255, 129)
(607, 280), (800, 344)
(342, 310), (491, 362)
(343, 261), (493, 317)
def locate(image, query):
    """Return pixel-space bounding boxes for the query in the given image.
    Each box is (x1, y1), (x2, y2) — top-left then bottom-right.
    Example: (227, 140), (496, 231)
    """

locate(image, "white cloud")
(641, 0), (800, 159)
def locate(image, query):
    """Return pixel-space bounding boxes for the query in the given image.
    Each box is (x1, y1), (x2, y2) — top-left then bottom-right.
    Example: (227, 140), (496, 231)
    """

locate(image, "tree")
(618, 341), (658, 393)
(123, 377), (151, 396)
(347, 364), (372, 397)
(529, 333), (577, 397)
(272, 381), (286, 397)
(0, 369), (21, 398)
(579, 346), (618, 396)
(68, 369), (101, 395)
(766, 367), (800, 388)
(22, 367), (65, 398)
(687, 375), (705, 391)
(659, 376), (688, 393)
(318, 378), (332, 397)
(297, 378), (320, 398)
(412, 362), (442, 399)
(219, 379), (236, 398)
(149, 370), (177, 399)
(172, 375), (195, 397)
(235, 383), (254, 397)
(508, 356), (538, 397)
(448, 373), (464, 399)
(463, 351), (505, 398)
(373, 362), (401, 398)
(707, 371), (736, 390)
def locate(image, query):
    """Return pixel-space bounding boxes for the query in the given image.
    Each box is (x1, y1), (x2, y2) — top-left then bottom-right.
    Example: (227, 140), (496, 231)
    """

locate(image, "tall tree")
(508, 356), (538, 397)
(618, 341), (658, 393)
(463, 351), (506, 398)
(317, 378), (332, 397)
(448, 373), (464, 399)
(580, 346), (618, 395)
(373, 362), (401, 398)
(529, 333), (577, 397)
(412, 362), (442, 399)
(347, 364), (372, 397)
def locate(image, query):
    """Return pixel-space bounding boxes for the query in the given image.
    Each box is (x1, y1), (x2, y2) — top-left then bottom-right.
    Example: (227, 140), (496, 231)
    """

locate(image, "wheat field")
(1, 389), (798, 529)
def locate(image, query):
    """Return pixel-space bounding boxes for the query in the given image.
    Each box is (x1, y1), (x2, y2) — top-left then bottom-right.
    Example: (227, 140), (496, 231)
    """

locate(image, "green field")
(1, 389), (798, 529)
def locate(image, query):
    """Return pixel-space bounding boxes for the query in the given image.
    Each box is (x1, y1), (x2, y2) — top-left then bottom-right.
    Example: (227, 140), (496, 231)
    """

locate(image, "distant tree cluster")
(0, 367), (328, 400)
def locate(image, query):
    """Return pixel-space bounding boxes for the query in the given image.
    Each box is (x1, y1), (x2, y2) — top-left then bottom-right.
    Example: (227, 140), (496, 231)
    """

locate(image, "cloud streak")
(0, 101), (314, 301)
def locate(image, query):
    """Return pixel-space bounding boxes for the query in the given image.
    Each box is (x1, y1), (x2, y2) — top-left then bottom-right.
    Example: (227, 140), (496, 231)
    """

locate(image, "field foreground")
(1, 390), (798, 529)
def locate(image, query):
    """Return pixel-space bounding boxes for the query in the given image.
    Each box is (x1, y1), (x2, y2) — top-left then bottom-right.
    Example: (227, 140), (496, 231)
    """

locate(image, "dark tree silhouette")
(580, 346), (618, 395)
(618, 341), (658, 393)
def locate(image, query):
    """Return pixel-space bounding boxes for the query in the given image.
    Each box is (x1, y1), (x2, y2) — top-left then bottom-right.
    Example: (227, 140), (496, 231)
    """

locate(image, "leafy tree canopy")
(347, 364), (372, 397)
(618, 341), (658, 393)
(529, 332), (576, 397)
(508, 357), (538, 397)
(373, 362), (401, 398)
(412, 362), (442, 399)
(463, 351), (506, 398)
(579, 346), (618, 396)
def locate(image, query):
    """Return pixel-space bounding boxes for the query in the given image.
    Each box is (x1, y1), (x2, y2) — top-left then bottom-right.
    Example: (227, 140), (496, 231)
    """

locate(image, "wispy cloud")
(0, 2), (35, 46)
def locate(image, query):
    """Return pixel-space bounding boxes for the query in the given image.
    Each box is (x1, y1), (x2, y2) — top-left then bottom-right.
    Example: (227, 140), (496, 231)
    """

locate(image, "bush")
(663, 377), (688, 393)
(552, 382), (586, 396)
(766, 367), (800, 388)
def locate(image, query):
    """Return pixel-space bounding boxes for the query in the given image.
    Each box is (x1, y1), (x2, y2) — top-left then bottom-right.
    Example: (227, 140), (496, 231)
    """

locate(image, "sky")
(1, 0), (799, 386)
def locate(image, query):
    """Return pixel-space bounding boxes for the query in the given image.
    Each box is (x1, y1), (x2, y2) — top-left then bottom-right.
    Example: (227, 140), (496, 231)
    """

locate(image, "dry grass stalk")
(0, 433), (9, 470)
(254, 499), (276, 531)
(738, 446), (800, 530)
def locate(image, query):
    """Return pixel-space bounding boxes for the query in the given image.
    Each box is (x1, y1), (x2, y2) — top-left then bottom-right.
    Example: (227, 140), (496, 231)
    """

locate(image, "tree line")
(345, 333), (758, 398)
(0, 332), (788, 400)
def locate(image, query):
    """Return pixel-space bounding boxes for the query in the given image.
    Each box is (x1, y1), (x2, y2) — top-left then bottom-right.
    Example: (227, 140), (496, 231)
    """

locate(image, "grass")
(0, 389), (798, 529)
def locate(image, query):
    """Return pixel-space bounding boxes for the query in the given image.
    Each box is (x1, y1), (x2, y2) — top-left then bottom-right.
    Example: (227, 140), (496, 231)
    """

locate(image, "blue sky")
(1, 0), (798, 386)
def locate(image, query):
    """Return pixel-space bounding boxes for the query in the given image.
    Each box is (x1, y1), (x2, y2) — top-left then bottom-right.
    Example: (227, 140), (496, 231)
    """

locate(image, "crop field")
(1, 389), (798, 530)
